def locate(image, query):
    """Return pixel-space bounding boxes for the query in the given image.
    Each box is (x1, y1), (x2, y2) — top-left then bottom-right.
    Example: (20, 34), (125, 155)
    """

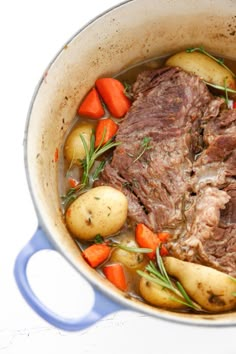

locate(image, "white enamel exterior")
(25, 0), (236, 325)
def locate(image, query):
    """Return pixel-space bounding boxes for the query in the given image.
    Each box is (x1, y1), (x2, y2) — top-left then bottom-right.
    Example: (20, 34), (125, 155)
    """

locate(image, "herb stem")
(186, 46), (236, 78)
(137, 248), (203, 311)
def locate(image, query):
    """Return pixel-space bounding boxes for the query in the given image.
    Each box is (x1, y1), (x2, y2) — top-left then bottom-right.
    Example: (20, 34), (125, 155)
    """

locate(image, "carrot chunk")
(157, 232), (170, 243)
(95, 78), (131, 118)
(82, 243), (111, 268)
(78, 87), (105, 119)
(103, 263), (127, 291)
(95, 118), (118, 147)
(135, 223), (160, 260)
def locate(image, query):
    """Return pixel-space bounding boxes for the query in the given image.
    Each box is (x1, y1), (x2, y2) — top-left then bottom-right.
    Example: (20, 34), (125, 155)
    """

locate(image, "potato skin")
(166, 51), (236, 89)
(65, 186), (128, 240)
(111, 239), (147, 270)
(164, 257), (236, 312)
(139, 276), (186, 310)
(64, 122), (94, 164)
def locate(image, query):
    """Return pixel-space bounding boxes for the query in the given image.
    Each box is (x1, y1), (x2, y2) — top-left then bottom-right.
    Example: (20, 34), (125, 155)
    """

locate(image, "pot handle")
(14, 227), (124, 331)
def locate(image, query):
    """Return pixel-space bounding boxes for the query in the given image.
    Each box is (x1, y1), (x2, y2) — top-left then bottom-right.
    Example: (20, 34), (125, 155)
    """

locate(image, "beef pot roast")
(95, 67), (236, 276)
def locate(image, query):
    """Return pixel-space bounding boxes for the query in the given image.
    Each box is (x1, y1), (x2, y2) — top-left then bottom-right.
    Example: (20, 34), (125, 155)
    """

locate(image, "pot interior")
(25, 0), (236, 325)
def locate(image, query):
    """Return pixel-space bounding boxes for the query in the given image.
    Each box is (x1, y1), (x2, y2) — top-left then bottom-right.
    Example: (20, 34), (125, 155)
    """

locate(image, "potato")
(64, 122), (94, 164)
(164, 257), (236, 312)
(111, 239), (147, 270)
(166, 51), (236, 89)
(66, 186), (128, 240)
(139, 276), (187, 310)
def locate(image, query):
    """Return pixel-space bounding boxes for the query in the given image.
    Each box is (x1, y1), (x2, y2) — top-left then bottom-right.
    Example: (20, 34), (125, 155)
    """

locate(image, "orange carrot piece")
(103, 263), (127, 291)
(159, 244), (169, 257)
(54, 147), (59, 162)
(157, 232), (170, 243)
(78, 87), (105, 119)
(82, 243), (111, 268)
(95, 78), (131, 118)
(68, 177), (78, 188)
(95, 118), (118, 147)
(135, 223), (160, 260)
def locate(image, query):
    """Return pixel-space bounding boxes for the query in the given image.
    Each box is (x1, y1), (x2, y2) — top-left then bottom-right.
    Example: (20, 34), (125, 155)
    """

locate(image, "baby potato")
(64, 122), (94, 164)
(139, 276), (187, 310)
(66, 186), (128, 240)
(111, 239), (147, 270)
(164, 257), (236, 313)
(166, 51), (236, 89)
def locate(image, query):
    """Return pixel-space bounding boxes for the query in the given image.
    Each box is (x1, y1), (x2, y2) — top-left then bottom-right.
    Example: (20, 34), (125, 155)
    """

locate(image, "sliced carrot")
(233, 101), (236, 109)
(157, 232), (170, 243)
(78, 87), (105, 119)
(103, 263), (127, 291)
(68, 177), (78, 188)
(159, 244), (169, 257)
(82, 243), (111, 268)
(135, 223), (160, 260)
(54, 147), (59, 162)
(95, 118), (118, 147)
(95, 78), (131, 118)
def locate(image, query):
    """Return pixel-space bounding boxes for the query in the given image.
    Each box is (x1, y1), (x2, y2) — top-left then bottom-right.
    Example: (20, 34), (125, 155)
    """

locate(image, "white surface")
(1, 1), (236, 353)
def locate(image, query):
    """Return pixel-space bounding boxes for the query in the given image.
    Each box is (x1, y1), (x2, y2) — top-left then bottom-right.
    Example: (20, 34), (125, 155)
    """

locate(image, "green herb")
(227, 275), (236, 297)
(94, 234), (104, 244)
(113, 242), (153, 254)
(94, 236), (152, 254)
(203, 81), (236, 94)
(61, 188), (78, 208)
(133, 137), (152, 163)
(123, 82), (133, 100)
(186, 46), (236, 78)
(92, 160), (106, 181)
(137, 248), (203, 311)
(80, 132), (120, 186)
(62, 131), (120, 208)
(224, 78), (229, 107)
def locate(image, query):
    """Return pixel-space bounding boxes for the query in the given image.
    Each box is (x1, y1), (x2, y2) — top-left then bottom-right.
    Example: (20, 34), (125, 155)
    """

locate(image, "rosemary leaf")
(133, 137), (152, 163)
(156, 248), (172, 286)
(92, 160), (106, 181)
(204, 81), (236, 94)
(137, 270), (172, 290)
(176, 281), (201, 310)
(115, 244), (153, 254)
(94, 234), (104, 244)
(224, 78), (229, 107)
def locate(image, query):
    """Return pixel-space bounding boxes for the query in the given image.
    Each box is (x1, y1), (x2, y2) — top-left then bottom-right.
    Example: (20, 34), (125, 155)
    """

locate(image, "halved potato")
(164, 257), (236, 312)
(139, 276), (187, 310)
(166, 51), (236, 89)
(64, 122), (94, 164)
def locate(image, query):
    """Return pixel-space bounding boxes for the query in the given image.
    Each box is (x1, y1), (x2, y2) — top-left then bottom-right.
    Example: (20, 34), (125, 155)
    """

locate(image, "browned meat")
(95, 66), (236, 275)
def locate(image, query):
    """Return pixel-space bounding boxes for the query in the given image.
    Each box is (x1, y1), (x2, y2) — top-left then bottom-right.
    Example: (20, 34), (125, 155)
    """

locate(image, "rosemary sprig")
(112, 242), (153, 254)
(186, 46), (236, 78)
(137, 248), (203, 311)
(133, 137), (152, 163)
(62, 130), (120, 208)
(94, 234), (152, 254)
(203, 81), (236, 94)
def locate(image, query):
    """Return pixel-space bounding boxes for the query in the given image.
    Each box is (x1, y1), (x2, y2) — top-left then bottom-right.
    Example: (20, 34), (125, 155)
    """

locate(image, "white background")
(1, 0), (236, 353)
